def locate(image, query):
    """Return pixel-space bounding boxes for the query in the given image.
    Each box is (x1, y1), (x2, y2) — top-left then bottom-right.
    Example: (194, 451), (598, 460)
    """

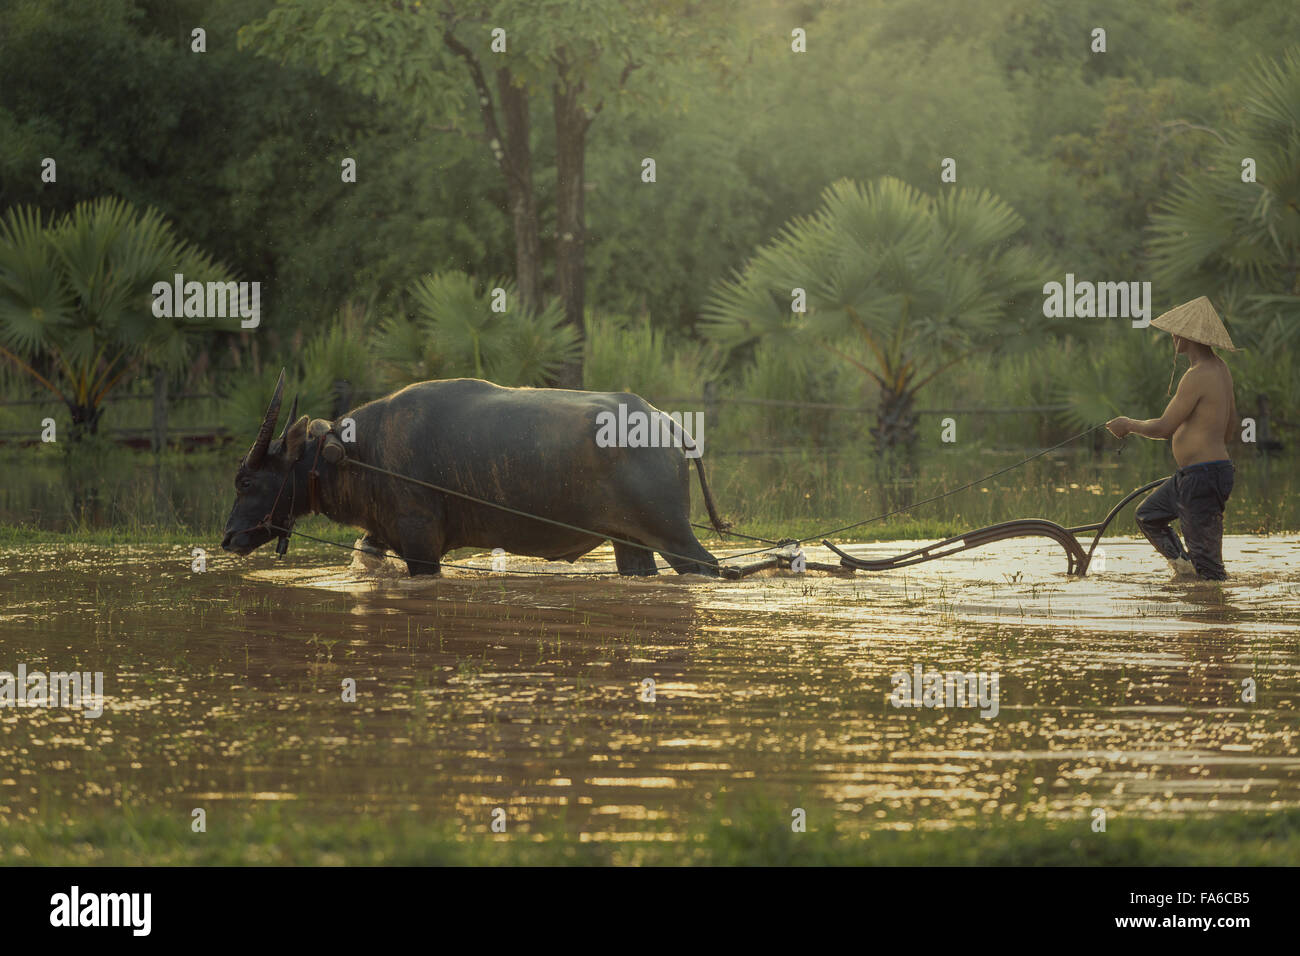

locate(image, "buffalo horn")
(247, 369), (285, 469)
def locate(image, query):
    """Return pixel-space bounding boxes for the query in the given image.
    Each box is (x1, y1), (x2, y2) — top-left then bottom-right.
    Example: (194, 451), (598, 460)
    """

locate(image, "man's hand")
(1106, 416), (1132, 439)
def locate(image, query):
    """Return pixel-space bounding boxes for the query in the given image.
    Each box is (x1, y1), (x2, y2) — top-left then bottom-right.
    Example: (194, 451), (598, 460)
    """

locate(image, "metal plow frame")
(723, 478), (1165, 579)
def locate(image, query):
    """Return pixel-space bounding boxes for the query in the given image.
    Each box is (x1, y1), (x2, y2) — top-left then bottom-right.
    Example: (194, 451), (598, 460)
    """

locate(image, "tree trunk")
(64, 401), (105, 525)
(553, 80), (588, 389)
(872, 385), (918, 507)
(151, 367), (168, 454)
(68, 402), (102, 437)
(152, 368), (169, 521)
(871, 385), (918, 453)
(496, 69), (542, 315)
(441, 32), (546, 319)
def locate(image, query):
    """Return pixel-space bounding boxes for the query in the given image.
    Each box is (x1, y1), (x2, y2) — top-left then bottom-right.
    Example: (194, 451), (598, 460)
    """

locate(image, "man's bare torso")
(1172, 358), (1234, 467)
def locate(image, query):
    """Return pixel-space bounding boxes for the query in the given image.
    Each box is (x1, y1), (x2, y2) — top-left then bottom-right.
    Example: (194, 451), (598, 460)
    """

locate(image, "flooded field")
(1, 533), (1298, 861)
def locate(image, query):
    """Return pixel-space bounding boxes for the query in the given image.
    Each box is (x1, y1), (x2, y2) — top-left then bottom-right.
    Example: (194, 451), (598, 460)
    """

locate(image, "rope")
(690, 522), (781, 545)
(702, 421), (1111, 549)
(268, 522), (624, 575)
(269, 422), (1111, 575)
(346, 459), (731, 571)
(800, 422), (1109, 543)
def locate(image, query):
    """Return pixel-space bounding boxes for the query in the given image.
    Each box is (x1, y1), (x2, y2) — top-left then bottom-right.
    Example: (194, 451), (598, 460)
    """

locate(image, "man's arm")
(1109, 368), (1202, 440)
(1224, 386), (1238, 445)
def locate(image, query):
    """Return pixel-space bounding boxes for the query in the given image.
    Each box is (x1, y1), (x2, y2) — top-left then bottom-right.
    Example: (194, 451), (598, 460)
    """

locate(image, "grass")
(0, 516), (1024, 548)
(0, 521), (218, 547)
(1, 435), (1296, 547)
(4, 802), (1297, 866)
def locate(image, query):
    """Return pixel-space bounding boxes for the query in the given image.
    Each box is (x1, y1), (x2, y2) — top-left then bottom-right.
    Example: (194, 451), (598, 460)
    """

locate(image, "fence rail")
(0, 384), (230, 450)
(0, 381), (1286, 453)
(661, 395), (1074, 415)
(0, 392), (220, 407)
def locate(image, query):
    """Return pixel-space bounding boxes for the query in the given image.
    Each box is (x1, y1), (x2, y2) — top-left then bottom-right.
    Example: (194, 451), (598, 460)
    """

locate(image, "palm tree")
(374, 271), (581, 388)
(1149, 47), (1300, 349)
(702, 177), (1053, 453)
(0, 197), (230, 440)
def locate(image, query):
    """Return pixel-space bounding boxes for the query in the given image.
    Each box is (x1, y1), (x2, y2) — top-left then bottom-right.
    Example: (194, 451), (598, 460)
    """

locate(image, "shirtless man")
(1105, 297), (1238, 580)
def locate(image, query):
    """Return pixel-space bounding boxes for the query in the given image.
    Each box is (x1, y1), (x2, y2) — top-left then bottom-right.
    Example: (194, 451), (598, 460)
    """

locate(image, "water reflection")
(0, 536), (1296, 839)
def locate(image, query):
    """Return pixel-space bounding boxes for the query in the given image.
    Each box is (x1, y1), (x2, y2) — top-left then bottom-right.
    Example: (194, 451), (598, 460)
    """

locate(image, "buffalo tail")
(691, 455), (731, 532)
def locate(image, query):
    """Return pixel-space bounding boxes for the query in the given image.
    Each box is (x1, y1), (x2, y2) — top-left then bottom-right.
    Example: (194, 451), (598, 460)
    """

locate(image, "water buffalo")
(220, 371), (728, 576)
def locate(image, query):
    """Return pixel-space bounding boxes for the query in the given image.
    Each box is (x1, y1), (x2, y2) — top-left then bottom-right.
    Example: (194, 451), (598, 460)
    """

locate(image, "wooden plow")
(722, 478), (1164, 579)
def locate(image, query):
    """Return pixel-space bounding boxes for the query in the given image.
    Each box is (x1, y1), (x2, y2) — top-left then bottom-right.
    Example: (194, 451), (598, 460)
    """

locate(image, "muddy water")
(1, 535), (1297, 840)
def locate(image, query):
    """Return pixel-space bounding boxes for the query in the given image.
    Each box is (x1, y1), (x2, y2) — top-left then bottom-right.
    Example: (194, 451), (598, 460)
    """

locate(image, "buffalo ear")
(280, 395), (299, 444)
(284, 415), (310, 462)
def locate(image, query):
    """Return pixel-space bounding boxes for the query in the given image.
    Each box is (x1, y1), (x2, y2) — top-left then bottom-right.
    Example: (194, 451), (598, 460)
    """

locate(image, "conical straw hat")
(1151, 296), (1237, 351)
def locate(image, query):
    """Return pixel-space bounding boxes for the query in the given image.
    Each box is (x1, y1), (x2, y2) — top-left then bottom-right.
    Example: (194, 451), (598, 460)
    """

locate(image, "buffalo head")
(220, 369), (311, 555)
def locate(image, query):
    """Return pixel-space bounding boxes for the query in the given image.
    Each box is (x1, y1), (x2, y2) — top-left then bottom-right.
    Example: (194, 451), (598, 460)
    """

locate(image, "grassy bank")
(4, 804), (1297, 866)
(2, 440), (1296, 547)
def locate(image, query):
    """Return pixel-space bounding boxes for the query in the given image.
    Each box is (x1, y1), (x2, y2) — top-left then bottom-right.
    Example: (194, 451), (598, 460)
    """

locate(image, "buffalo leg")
(659, 541), (720, 576)
(400, 552), (441, 576)
(651, 525), (720, 577)
(621, 507), (721, 576)
(612, 540), (659, 576)
(395, 517), (443, 576)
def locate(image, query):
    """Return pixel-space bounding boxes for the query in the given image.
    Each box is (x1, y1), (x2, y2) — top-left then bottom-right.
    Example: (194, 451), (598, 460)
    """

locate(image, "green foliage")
(240, 1), (462, 124)
(0, 0), (509, 348)
(241, 0), (731, 124)
(376, 272), (580, 387)
(1233, 322), (1300, 425)
(704, 177), (1052, 372)
(0, 197), (228, 429)
(703, 177), (1055, 447)
(221, 302), (382, 441)
(584, 80), (766, 331)
(1040, 337), (1170, 434)
(4, 0), (1300, 452)
(1046, 78), (1217, 278)
(297, 303), (380, 407)
(221, 363), (303, 452)
(5, 786), (1299, 865)
(1149, 47), (1300, 356)
(0, 0), (184, 216)
(582, 312), (720, 404)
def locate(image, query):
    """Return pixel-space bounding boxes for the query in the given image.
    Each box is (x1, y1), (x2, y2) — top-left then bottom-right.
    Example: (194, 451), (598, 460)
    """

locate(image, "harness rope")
(252, 422), (1112, 575)
(266, 521), (625, 575)
(802, 422), (1110, 543)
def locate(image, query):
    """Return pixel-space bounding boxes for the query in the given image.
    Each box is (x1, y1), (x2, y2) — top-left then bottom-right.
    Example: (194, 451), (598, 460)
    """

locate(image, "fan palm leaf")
(703, 175), (1053, 449)
(0, 197), (230, 429)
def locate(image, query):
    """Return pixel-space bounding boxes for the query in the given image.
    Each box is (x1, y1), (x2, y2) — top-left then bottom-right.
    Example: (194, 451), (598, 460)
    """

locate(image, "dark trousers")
(1135, 460), (1234, 580)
